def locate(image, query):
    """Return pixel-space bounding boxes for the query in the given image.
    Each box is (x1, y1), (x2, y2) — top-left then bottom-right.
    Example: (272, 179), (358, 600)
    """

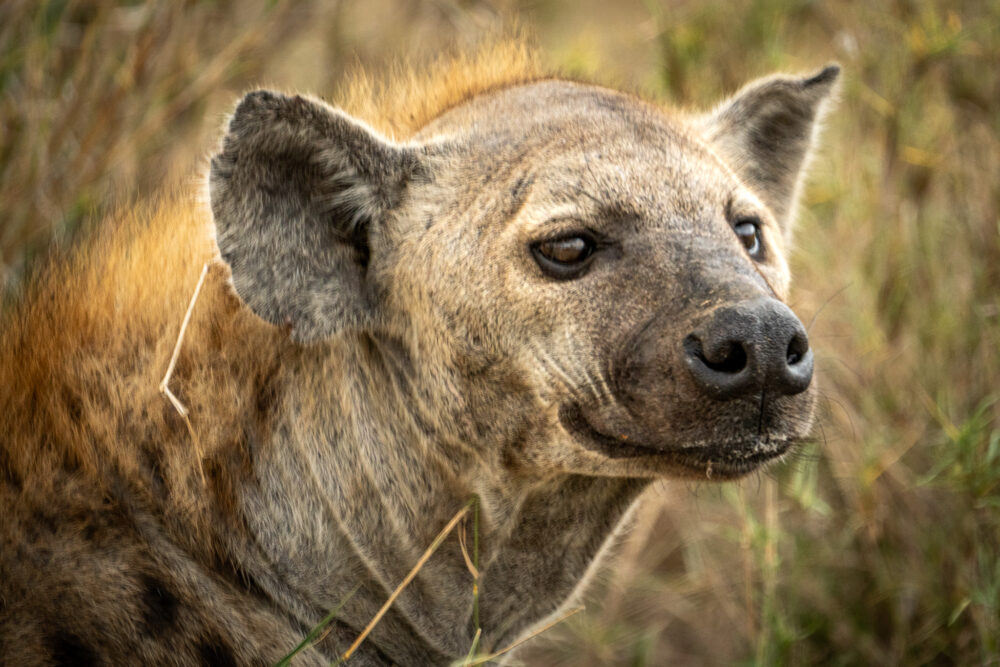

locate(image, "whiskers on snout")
(527, 333), (616, 410)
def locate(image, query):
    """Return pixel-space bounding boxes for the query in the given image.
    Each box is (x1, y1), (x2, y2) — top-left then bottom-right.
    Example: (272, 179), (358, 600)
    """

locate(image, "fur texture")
(0, 43), (836, 665)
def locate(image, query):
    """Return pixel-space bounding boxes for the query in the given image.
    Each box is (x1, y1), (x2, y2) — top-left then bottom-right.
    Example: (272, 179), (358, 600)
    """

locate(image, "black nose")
(683, 298), (813, 400)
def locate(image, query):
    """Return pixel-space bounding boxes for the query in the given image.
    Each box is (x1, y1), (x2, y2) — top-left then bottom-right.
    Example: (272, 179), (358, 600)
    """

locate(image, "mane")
(336, 39), (546, 139)
(0, 41), (550, 510)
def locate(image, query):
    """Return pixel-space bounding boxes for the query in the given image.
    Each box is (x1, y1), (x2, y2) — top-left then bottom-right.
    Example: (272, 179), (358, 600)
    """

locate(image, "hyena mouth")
(559, 403), (664, 459)
(558, 402), (794, 474)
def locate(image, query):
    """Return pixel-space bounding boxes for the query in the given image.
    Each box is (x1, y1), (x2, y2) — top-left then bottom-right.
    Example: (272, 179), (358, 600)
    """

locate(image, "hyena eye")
(531, 234), (596, 279)
(733, 218), (764, 260)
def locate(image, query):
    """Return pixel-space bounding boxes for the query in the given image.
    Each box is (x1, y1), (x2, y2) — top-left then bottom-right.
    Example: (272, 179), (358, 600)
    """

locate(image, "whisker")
(594, 370), (614, 406)
(531, 344), (586, 404)
(815, 391), (859, 444)
(805, 282), (851, 334)
(560, 329), (604, 405)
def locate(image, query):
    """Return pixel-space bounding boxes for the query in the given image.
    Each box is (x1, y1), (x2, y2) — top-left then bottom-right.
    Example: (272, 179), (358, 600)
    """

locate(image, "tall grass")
(2, 1), (997, 664)
(0, 0), (324, 288)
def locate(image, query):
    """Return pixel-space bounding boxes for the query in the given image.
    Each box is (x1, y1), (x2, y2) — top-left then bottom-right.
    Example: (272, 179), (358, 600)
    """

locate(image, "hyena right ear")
(209, 90), (425, 343)
(698, 65), (839, 235)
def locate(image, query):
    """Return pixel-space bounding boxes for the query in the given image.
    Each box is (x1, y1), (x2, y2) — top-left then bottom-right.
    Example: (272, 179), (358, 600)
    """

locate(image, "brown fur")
(1, 42), (836, 665)
(0, 40), (543, 542)
(0, 45), (555, 666)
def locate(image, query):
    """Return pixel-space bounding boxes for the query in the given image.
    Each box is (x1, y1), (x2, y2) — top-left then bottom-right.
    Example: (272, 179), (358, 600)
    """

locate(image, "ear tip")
(237, 89), (281, 109)
(804, 64), (841, 89)
(229, 89), (285, 130)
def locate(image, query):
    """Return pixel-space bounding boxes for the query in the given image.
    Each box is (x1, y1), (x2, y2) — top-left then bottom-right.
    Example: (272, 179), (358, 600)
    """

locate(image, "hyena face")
(210, 67), (837, 483)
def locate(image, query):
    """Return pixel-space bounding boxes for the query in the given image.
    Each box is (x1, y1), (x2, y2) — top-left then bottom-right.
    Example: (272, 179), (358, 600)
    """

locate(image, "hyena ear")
(209, 90), (424, 342)
(699, 65), (839, 233)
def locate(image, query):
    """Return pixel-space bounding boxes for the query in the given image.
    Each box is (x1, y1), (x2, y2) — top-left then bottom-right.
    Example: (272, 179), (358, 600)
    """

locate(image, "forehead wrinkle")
(513, 152), (718, 240)
(465, 91), (742, 239)
(514, 171), (640, 236)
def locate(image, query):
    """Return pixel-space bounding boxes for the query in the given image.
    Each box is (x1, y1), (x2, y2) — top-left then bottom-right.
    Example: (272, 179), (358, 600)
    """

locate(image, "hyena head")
(209, 65), (837, 482)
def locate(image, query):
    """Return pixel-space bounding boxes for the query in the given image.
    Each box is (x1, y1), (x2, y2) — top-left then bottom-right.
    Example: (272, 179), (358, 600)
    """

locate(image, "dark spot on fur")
(500, 425), (532, 473)
(77, 499), (132, 545)
(62, 451), (81, 474)
(140, 574), (180, 636)
(463, 354), (501, 379)
(139, 442), (169, 499)
(0, 446), (22, 490)
(162, 401), (188, 436)
(48, 631), (100, 667)
(196, 635), (238, 667)
(203, 433), (254, 525)
(82, 520), (99, 542)
(409, 406), (437, 440)
(31, 508), (59, 535)
(28, 386), (41, 418)
(254, 364), (282, 422)
(83, 515), (100, 542)
(202, 458), (230, 513)
(61, 387), (83, 422)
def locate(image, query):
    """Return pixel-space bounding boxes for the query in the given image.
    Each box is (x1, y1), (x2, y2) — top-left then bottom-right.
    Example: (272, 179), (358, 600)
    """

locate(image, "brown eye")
(531, 235), (596, 279)
(734, 218), (764, 259)
(540, 237), (589, 263)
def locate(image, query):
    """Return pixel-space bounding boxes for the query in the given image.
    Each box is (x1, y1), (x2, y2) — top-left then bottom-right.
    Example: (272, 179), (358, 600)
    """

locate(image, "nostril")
(702, 341), (747, 374)
(778, 328), (813, 396)
(684, 335), (748, 375)
(683, 332), (754, 401)
(786, 332), (809, 366)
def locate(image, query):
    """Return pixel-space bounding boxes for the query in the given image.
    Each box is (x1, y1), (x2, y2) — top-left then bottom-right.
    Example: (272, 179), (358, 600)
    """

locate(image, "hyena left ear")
(209, 91), (425, 343)
(699, 65), (839, 234)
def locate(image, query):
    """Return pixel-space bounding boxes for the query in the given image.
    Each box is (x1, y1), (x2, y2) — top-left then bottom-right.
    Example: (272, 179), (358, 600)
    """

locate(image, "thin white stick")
(159, 263), (209, 483)
(159, 263), (209, 411)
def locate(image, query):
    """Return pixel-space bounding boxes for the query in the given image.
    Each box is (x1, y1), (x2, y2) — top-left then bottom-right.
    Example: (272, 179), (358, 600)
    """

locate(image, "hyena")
(0, 44), (837, 665)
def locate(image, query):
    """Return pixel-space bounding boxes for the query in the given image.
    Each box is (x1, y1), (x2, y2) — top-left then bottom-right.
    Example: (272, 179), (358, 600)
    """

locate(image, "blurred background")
(1, 0), (997, 664)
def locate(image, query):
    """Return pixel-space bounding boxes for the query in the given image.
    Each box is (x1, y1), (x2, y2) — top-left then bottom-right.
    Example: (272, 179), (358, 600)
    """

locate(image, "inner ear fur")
(699, 65), (839, 233)
(209, 90), (423, 343)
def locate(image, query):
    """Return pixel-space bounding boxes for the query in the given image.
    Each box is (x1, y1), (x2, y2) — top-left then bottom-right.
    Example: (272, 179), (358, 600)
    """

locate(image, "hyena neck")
(234, 332), (649, 663)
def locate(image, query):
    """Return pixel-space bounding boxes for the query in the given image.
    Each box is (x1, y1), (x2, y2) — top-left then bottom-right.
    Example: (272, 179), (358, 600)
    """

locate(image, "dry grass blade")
(458, 517), (480, 579)
(462, 628), (483, 667)
(341, 499), (475, 661)
(159, 262), (209, 479)
(456, 606), (586, 666)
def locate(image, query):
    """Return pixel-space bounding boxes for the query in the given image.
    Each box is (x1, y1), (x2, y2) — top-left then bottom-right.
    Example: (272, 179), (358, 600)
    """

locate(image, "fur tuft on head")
(336, 38), (546, 139)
